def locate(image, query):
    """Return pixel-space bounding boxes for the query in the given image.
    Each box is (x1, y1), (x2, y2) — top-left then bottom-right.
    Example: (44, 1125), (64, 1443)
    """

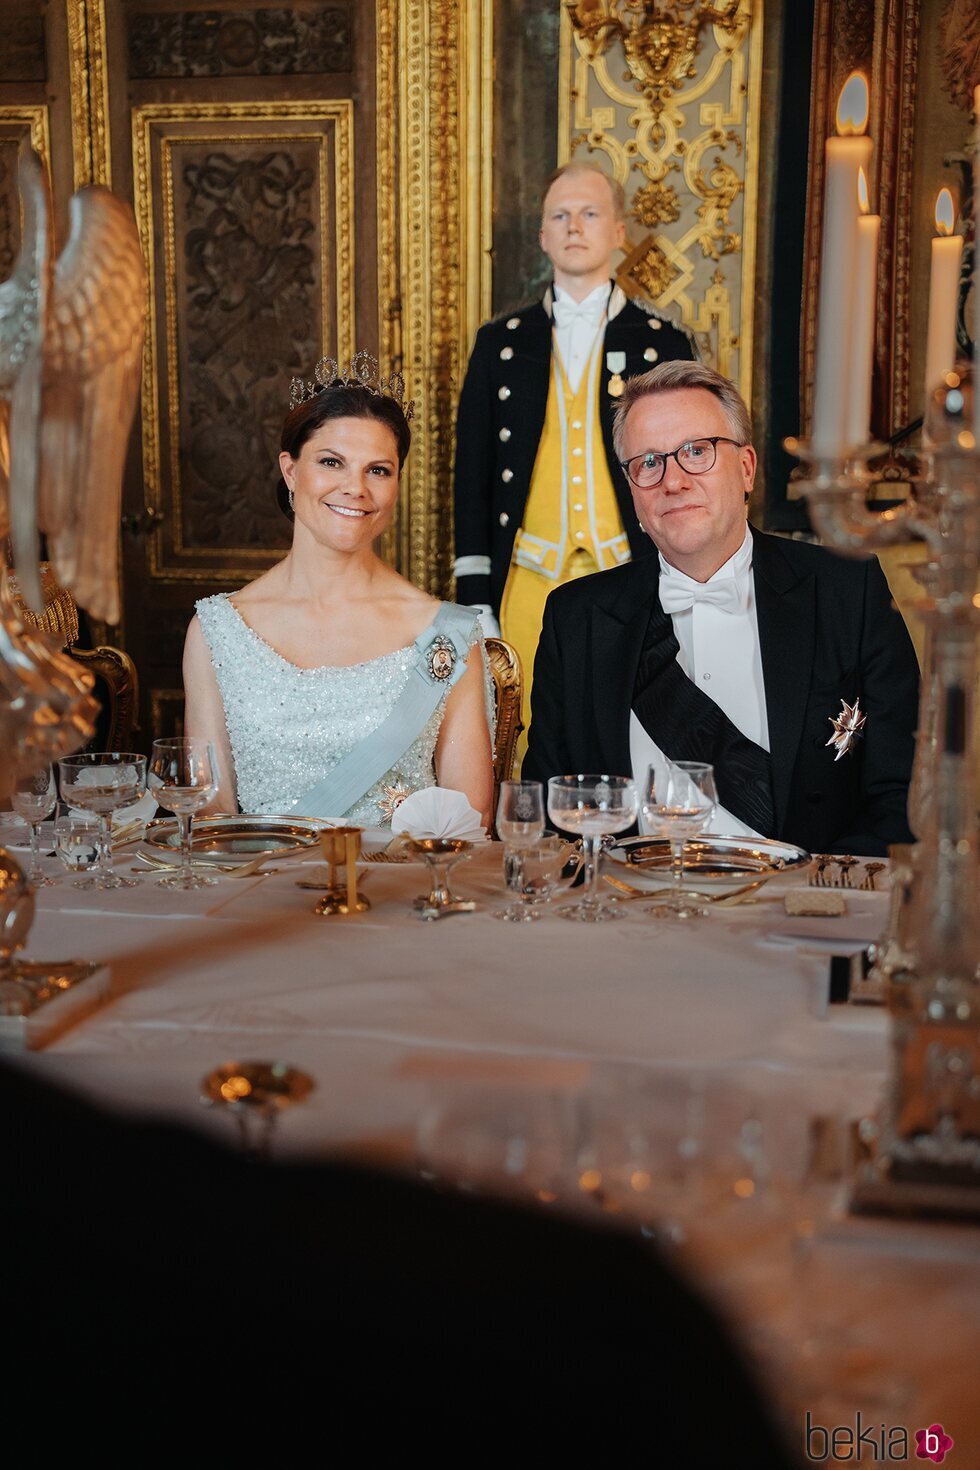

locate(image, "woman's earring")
(288, 486), (295, 511)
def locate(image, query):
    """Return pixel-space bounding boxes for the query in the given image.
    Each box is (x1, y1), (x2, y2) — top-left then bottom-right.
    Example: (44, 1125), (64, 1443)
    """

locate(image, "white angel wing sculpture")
(0, 139), (146, 624)
(0, 140), (145, 776)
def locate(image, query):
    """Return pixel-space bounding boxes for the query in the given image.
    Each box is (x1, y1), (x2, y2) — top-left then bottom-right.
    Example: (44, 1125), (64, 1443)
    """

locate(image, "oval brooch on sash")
(424, 634), (457, 683)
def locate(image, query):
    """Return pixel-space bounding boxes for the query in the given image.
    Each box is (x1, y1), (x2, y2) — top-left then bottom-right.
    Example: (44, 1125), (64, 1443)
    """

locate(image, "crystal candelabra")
(787, 366), (980, 1216)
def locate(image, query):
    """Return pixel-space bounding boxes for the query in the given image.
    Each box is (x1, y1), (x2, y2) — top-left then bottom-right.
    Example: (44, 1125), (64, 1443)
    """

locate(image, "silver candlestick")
(787, 366), (980, 1217)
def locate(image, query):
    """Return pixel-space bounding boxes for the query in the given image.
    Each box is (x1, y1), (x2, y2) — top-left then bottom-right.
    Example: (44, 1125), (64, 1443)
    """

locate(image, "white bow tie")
(553, 297), (604, 330)
(659, 576), (745, 616)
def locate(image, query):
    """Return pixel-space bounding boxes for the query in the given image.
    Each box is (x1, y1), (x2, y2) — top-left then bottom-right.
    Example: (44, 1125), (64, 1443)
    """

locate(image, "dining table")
(4, 816), (979, 1464)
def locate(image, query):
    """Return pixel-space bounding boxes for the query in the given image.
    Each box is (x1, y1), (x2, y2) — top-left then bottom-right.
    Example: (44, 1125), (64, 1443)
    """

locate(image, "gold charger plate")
(607, 834), (811, 892)
(145, 814), (325, 865)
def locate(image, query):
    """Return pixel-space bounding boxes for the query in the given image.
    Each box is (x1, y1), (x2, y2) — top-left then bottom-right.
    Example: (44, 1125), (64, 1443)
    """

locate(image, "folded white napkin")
(390, 787), (485, 842)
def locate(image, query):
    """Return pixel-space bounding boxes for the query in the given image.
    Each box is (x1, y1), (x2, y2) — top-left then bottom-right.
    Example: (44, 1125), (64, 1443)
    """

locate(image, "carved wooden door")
(1, 1), (492, 752)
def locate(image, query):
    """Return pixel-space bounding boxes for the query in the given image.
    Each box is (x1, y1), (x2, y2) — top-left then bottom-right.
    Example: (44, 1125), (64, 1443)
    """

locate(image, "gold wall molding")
(390, 0), (493, 594)
(0, 106), (51, 163)
(132, 101), (355, 581)
(560, 0), (763, 402)
(66, 0), (111, 187)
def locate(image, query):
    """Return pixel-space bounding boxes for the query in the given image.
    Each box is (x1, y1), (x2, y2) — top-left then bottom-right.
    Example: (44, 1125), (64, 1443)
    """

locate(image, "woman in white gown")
(182, 358), (494, 826)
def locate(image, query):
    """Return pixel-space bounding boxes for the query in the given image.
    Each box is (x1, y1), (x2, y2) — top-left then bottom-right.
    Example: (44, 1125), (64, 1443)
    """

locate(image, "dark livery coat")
(452, 288), (696, 614)
(524, 527), (920, 857)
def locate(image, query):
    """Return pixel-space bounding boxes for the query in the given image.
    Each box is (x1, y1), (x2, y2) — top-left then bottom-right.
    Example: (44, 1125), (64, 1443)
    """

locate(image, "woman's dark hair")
(276, 384), (412, 518)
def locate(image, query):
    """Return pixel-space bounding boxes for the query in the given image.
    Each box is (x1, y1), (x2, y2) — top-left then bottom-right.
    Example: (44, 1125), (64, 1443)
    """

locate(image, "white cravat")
(630, 527), (770, 839)
(552, 282), (609, 394)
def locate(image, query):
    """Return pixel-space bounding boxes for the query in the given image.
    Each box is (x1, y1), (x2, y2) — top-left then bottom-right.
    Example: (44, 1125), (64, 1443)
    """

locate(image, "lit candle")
(812, 72), (873, 457)
(845, 167), (880, 448)
(923, 187), (963, 415)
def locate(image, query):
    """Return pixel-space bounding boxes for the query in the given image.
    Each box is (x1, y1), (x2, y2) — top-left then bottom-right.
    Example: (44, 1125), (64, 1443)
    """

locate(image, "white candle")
(846, 168), (880, 448)
(923, 188), (963, 416)
(812, 72), (873, 457)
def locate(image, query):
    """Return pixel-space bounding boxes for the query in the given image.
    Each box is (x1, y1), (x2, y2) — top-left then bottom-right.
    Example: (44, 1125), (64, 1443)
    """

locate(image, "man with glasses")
(524, 361), (918, 856)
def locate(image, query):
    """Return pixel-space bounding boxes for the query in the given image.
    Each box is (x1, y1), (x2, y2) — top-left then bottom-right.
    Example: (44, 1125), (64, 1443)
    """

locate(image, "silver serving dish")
(607, 834), (811, 890)
(145, 814), (325, 864)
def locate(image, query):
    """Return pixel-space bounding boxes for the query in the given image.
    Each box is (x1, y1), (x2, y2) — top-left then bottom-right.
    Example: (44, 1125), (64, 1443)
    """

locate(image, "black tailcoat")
(452, 288), (696, 614)
(524, 528), (919, 856)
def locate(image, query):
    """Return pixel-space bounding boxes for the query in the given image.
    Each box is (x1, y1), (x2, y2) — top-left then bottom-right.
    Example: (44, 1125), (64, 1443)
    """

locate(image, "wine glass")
(147, 737), (219, 890)
(641, 760), (717, 919)
(493, 834), (570, 922)
(53, 809), (102, 885)
(546, 774), (638, 922)
(495, 780), (545, 846)
(57, 752), (147, 890)
(10, 766), (57, 886)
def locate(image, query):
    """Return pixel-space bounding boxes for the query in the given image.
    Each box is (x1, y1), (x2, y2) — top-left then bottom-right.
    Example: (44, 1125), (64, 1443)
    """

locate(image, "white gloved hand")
(470, 603), (501, 638)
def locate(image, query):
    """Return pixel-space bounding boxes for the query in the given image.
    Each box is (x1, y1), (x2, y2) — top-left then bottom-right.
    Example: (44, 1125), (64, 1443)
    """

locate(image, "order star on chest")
(826, 697), (867, 760)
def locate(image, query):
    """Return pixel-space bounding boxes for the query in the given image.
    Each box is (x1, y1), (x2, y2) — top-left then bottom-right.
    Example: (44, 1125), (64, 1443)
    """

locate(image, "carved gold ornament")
(566, 0), (744, 111)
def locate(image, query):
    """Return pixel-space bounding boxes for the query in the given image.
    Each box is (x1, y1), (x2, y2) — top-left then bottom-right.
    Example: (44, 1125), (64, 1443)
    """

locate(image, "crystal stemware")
(53, 809), (102, 885)
(495, 779), (545, 846)
(10, 766), (56, 886)
(147, 737), (219, 889)
(641, 760), (717, 920)
(546, 774), (638, 922)
(493, 834), (570, 922)
(57, 752), (147, 890)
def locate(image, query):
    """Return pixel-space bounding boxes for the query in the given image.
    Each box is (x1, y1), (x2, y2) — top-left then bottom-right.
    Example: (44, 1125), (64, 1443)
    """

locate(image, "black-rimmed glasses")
(620, 436), (745, 489)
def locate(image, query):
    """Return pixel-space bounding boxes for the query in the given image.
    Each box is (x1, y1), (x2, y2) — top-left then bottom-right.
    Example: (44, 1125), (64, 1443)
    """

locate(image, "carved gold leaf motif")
(560, 0), (761, 398)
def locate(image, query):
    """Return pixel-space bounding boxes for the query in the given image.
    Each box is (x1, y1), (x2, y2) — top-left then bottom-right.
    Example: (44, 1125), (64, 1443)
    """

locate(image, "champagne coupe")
(10, 766), (57, 886)
(546, 774), (638, 922)
(641, 761), (717, 919)
(57, 752), (147, 890)
(147, 737), (219, 890)
(495, 780), (545, 846)
(53, 809), (102, 885)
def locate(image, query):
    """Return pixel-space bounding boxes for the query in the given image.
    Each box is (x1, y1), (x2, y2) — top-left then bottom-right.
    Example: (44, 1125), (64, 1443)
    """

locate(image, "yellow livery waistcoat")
(512, 333), (631, 579)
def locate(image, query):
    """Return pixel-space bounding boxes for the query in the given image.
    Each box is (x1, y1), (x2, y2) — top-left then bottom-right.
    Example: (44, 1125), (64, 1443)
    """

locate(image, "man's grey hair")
(541, 161), (626, 222)
(612, 360), (753, 461)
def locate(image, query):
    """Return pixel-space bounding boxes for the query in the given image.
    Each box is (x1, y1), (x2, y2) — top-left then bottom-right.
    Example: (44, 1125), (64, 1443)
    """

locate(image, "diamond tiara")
(288, 350), (415, 421)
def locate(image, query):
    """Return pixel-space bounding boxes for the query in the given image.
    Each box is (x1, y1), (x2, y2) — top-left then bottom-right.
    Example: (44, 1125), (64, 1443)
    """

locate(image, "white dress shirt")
(630, 527), (769, 838)
(552, 282), (609, 393)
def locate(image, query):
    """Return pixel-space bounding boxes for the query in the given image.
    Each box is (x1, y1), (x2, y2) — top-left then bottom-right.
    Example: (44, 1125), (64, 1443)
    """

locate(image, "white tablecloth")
(10, 843), (980, 1458)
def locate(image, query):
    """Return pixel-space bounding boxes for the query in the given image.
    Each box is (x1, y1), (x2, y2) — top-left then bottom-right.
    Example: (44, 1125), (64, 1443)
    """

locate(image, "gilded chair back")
(6, 563), (140, 751)
(484, 636), (524, 823)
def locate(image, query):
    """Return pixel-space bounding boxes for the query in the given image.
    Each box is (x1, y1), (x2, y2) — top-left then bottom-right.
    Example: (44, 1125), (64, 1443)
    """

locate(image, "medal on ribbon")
(606, 350), (626, 398)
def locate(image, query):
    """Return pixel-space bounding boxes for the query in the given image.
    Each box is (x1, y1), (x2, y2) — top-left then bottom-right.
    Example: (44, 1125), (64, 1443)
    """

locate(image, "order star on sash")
(826, 697), (866, 760)
(378, 782), (412, 823)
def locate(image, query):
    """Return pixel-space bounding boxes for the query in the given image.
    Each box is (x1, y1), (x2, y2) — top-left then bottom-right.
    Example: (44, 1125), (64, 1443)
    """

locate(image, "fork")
(602, 872), (767, 905)
(808, 856), (836, 887)
(835, 856), (860, 888)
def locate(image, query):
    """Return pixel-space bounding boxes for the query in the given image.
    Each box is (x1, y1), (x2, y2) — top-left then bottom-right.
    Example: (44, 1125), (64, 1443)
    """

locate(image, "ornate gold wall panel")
(559, 1), (763, 402)
(0, 109), (51, 276)
(132, 101), (355, 581)
(385, 0), (493, 595)
(66, 0), (111, 187)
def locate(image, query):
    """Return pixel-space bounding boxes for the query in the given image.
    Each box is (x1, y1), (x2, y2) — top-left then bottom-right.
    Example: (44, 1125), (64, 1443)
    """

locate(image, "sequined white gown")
(195, 595), (489, 825)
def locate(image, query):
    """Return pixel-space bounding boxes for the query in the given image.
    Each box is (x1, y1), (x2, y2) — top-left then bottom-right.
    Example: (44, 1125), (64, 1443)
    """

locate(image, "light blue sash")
(294, 603), (479, 819)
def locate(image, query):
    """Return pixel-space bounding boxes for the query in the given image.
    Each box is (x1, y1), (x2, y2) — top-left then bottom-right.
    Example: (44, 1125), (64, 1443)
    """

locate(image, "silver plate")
(607, 834), (811, 890)
(145, 814), (325, 863)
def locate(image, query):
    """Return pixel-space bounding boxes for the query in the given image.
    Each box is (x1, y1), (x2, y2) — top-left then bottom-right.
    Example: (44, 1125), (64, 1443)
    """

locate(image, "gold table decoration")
(407, 837), (476, 920)
(200, 1060), (314, 1159)
(313, 827), (371, 917)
